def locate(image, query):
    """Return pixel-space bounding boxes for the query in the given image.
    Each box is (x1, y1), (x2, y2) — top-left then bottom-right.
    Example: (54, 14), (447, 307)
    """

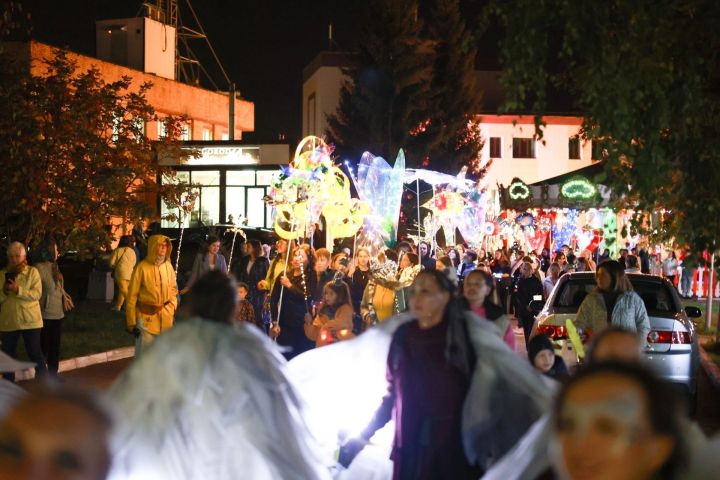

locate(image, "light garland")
(561, 176), (597, 200)
(508, 180), (531, 200)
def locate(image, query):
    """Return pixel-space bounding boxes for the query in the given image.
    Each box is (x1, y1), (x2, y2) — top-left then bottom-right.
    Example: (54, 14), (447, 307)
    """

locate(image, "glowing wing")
(107, 320), (332, 480)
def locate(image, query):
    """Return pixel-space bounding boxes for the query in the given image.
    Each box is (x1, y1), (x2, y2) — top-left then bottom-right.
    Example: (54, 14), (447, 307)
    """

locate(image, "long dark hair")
(39, 238), (62, 286)
(184, 270), (237, 324)
(320, 279), (352, 315)
(596, 260), (633, 293)
(412, 270), (475, 376)
(118, 235), (134, 248)
(462, 269), (504, 320)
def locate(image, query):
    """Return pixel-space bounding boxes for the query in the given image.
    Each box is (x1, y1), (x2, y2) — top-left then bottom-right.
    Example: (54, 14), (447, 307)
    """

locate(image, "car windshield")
(553, 277), (678, 314)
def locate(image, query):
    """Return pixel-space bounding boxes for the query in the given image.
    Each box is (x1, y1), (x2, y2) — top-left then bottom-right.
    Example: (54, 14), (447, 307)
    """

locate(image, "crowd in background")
(0, 232), (718, 480)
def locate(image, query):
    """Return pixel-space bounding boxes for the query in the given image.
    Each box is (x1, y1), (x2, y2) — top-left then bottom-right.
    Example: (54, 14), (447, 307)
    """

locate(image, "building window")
(112, 113), (121, 142)
(226, 170), (273, 228)
(180, 124), (191, 141)
(157, 119), (167, 139)
(202, 128), (212, 140)
(512, 137), (535, 158)
(307, 93), (316, 136)
(162, 169), (275, 229)
(569, 137), (581, 159)
(161, 170), (219, 228)
(489, 137), (502, 158)
(134, 117), (145, 141)
(591, 140), (606, 160)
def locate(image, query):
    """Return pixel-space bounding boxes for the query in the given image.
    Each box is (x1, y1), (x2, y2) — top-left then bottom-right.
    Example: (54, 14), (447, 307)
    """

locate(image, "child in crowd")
(304, 280), (354, 347)
(312, 248), (334, 301)
(527, 334), (568, 380)
(235, 282), (256, 327)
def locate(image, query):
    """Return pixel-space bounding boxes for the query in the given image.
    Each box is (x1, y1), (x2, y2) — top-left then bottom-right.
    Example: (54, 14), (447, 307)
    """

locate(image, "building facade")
(302, 53), (600, 196)
(10, 18), (290, 232)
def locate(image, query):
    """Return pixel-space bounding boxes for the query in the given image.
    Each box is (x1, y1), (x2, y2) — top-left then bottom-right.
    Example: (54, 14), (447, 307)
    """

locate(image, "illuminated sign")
(159, 145), (260, 166)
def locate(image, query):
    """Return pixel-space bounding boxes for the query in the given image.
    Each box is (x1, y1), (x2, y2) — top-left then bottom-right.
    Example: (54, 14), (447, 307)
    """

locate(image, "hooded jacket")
(126, 235), (178, 335)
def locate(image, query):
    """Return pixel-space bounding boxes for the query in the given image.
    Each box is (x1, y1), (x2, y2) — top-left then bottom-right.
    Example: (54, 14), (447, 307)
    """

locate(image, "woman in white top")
(661, 250), (679, 286)
(542, 262), (561, 300)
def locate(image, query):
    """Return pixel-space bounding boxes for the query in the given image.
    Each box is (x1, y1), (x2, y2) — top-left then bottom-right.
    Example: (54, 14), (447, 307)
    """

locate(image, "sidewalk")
(16, 346), (134, 381)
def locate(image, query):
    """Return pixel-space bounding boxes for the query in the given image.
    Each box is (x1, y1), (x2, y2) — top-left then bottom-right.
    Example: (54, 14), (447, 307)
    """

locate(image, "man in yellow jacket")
(126, 235), (178, 353)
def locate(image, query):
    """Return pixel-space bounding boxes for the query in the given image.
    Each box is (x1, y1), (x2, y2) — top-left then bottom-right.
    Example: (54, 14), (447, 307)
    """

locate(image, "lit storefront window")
(161, 168), (275, 229)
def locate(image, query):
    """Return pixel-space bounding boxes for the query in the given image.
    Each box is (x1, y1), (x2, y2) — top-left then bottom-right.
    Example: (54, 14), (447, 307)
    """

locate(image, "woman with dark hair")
(396, 251), (421, 312)
(490, 249), (512, 311)
(574, 260), (650, 345)
(110, 235), (137, 311)
(304, 279), (354, 347)
(346, 247), (371, 315)
(514, 261), (544, 346)
(182, 270), (238, 325)
(235, 239), (269, 326)
(336, 269), (551, 477)
(551, 362), (687, 480)
(36, 240), (70, 376)
(539, 248), (551, 273)
(181, 235), (228, 294)
(446, 248), (461, 269)
(269, 244), (317, 360)
(343, 270), (484, 478)
(417, 241), (435, 271)
(463, 269), (515, 350)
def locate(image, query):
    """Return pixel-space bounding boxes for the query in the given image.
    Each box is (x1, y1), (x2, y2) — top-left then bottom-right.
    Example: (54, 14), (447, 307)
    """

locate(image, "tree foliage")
(421, 0), (483, 172)
(327, 0), (482, 170)
(0, 48), (194, 253)
(487, 0), (720, 250)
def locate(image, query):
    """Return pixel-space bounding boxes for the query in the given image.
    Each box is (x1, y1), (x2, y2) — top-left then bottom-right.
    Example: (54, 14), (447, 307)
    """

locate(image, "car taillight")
(647, 330), (691, 344)
(537, 324), (568, 339)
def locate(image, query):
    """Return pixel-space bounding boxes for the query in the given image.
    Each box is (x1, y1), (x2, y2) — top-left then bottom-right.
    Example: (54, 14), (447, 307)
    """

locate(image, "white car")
(532, 272), (701, 401)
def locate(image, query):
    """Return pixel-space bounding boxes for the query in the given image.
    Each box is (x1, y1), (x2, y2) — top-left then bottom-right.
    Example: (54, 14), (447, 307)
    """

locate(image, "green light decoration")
(508, 180), (531, 200)
(601, 208), (617, 256)
(561, 176), (597, 200)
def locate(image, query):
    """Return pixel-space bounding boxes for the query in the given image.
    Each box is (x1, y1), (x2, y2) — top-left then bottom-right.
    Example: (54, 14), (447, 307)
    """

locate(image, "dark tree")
(486, 0), (720, 251)
(327, 0), (435, 166)
(417, 0), (483, 173)
(0, 48), (194, 253)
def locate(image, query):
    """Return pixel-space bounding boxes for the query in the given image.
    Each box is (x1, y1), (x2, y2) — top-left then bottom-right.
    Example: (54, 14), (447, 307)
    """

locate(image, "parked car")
(532, 272), (701, 400)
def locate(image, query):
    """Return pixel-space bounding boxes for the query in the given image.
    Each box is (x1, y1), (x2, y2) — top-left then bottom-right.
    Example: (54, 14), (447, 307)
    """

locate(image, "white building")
(477, 114), (600, 188)
(302, 51), (353, 138)
(301, 53), (600, 195)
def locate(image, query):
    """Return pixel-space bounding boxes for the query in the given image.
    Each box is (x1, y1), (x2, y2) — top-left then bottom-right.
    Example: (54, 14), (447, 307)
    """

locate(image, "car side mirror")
(684, 306), (702, 318)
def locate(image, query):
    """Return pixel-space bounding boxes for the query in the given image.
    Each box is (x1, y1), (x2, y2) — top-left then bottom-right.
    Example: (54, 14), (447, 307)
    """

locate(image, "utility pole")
(229, 82), (235, 141)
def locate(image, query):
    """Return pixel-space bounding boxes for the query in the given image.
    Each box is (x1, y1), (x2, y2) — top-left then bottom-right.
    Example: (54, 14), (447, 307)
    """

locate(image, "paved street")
(57, 323), (720, 436)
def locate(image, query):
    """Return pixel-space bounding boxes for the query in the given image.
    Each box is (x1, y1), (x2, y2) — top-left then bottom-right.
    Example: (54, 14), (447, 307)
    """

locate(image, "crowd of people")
(0, 233), (718, 479)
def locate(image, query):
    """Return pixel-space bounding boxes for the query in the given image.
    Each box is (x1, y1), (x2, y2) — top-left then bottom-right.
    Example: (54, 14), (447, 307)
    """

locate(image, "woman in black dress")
(269, 244), (317, 360)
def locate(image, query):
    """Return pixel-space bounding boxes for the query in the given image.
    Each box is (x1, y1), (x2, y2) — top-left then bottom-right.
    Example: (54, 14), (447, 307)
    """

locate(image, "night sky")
(21, 0), (365, 144)
(22, 0), (497, 145)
